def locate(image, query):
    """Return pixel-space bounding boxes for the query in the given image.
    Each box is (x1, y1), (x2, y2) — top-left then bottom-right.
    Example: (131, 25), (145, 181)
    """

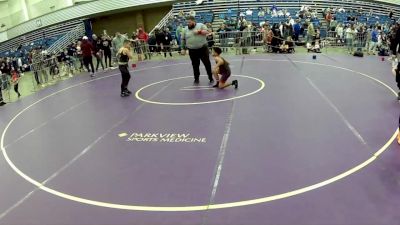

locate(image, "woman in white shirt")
(345, 25), (357, 54)
(335, 24), (344, 43)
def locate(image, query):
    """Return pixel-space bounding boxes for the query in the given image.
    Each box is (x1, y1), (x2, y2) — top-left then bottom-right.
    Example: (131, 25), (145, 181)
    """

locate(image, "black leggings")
(34, 71), (40, 84)
(396, 69), (400, 90)
(95, 54), (104, 71)
(119, 65), (131, 93)
(164, 46), (172, 57)
(83, 56), (94, 73)
(14, 83), (20, 94)
(390, 41), (398, 55)
(104, 51), (112, 68)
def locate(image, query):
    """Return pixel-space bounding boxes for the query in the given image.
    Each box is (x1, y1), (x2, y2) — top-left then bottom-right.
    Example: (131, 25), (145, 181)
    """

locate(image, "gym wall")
(91, 6), (171, 36)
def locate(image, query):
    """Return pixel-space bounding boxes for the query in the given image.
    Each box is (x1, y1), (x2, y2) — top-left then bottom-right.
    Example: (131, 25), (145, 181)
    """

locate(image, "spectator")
(137, 27), (151, 60)
(307, 21), (315, 44)
(206, 28), (215, 49)
(112, 32), (127, 66)
(31, 48), (42, 85)
(80, 36), (95, 76)
(92, 34), (105, 72)
(389, 25), (398, 60)
(101, 34), (112, 69)
(131, 33), (142, 61)
(369, 26), (379, 54)
(246, 8), (253, 16)
(346, 24), (357, 54)
(335, 23), (344, 43)
(329, 18), (338, 31)
(293, 19), (301, 41)
(179, 10), (184, 18)
(258, 10), (265, 17)
(163, 28), (173, 58)
(217, 24), (231, 52)
(148, 34), (157, 53)
(154, 27), (165, 54)
(264, 26), (273, 52)
(175, 24), (184, 51)
(288, 16), (294, 27)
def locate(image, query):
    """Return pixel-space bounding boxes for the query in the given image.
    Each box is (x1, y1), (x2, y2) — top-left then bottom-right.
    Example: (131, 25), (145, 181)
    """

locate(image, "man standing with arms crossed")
(181, 16), (214, 84)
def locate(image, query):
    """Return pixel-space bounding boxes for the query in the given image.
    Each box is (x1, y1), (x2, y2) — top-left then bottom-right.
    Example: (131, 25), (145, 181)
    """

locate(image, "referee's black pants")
(188, 46), (213, 82)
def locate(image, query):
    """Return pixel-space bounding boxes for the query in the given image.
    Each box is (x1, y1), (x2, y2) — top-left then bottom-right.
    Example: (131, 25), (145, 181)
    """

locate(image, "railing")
(135, 30), (376, 55)
(46, 23), (85, 55)
(149, 9), (174, 35)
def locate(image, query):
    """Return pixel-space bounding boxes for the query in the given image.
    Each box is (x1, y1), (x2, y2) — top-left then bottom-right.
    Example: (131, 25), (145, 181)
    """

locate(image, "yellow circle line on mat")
(134, 75), (265, 105)
(1, 59), (397, 211)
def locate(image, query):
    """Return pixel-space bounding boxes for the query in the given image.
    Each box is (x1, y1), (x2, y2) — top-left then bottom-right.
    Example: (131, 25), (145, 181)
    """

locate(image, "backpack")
(353, 51), (364, 57)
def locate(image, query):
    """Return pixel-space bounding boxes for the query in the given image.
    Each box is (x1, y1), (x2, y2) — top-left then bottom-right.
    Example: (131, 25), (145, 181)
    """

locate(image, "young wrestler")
(117, 40), (134, 97)
(212, 47), (238, 89)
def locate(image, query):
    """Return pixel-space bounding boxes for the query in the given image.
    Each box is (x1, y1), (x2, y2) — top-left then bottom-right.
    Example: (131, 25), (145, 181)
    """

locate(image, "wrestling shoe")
(232, 80), (238, 89)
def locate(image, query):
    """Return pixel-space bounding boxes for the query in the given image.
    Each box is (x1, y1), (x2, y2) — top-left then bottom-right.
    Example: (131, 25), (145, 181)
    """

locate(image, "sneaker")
(0, 101), (6, 106)
(90, 73), (95, 77)
(209, 79), (214, 83)
(213, 82), (219, 88)
(232, 80), (238, 89)
(125, 89), (132, 95)
(121, 92), (130, 97)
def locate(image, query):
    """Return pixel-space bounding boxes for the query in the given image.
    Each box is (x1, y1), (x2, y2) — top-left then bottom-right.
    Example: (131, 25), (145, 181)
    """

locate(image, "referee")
(181, 16), (214, 84)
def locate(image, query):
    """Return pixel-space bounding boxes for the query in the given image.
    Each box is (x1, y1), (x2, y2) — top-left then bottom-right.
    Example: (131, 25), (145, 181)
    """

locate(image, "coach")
(181, 16), (214, 84)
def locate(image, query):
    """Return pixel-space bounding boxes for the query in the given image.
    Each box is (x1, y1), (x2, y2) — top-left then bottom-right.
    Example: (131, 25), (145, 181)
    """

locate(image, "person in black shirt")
(118, 40), (133, 97)
(102, 35), (112, 68)
(148, 34), (157, 53)
(163, 28), (173, 58)
(92, 34), (105, 72)
(155, 28), (165, 54)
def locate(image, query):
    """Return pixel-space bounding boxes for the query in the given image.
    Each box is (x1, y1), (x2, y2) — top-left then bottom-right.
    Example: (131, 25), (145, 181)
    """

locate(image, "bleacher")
(0, 19), (84, 63)
(168, 0), (399, 29)
(151, 0), (400, 46)
(195, 11), (214, 23)
(217, 8), (320, 26)
(334, 12), (393, 26)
